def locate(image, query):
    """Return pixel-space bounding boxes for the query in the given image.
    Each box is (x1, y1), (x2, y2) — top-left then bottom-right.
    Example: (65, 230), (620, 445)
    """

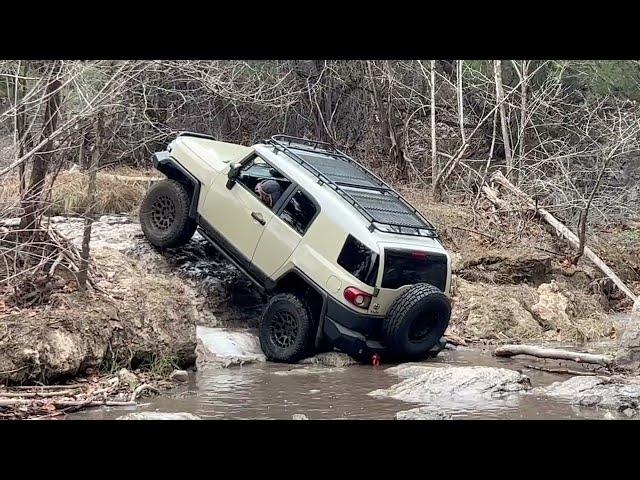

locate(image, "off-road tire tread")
(259, 293), (314, 363)
(140, 179), (196, 248)
(382, 283), (450, 359)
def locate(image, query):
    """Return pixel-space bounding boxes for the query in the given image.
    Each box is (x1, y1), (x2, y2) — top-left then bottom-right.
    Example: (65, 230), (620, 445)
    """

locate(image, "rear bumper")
(322, 299), (447, 361)
(325, 296), (384, 338)
(323, 318), (446, 361)
(323, 317), (387, 359)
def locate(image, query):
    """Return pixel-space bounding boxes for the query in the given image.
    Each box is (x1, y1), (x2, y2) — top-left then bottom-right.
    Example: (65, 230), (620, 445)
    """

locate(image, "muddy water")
(70, 347), (618, 420)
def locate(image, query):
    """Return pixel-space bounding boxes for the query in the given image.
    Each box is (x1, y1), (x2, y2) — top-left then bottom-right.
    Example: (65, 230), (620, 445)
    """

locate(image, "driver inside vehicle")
(255, 179), (283, 208)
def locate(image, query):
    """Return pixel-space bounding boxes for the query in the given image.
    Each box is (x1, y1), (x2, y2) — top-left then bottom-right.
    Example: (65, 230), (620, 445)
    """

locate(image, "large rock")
(453, 278), (543, 341)
(273, 366), (345, 376)
(118, 368), (139, 389)
(195, 326), (265, 368)
(0, 292), (118, 383)
(117, 412), (201, 420)
(530, 281), (575, 332)
(95, 249), (198, 368)
(169, 369), (189, 383)
(613, 314), (640, 370)
(533, 375), (640, 416)
(299, 352), (358, 367)
(395, 407), (453, 420)
(452, 277), (611, 343)
(0, 248), (197, 384)
(370, 364), (531, 409)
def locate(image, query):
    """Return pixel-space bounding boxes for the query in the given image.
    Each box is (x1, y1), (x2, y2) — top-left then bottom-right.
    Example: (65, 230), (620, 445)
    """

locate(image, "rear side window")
(382, 249), (447, 291)
(279, 190), (317, 235)
(337, 235), (379, 286)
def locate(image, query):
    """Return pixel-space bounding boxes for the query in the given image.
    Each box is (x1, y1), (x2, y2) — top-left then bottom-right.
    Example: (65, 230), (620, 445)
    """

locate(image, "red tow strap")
(371, 354), (380, 367)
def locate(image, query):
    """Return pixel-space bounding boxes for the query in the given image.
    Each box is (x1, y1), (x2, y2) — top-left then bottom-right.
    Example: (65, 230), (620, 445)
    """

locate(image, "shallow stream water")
(70, 346), (623, 420)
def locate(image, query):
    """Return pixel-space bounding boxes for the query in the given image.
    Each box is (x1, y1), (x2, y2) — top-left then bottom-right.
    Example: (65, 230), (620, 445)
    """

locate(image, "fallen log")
(485, 171), (637, 304)
(494, 344), (612, 367)
(3, 384), (83, 390)
(481, 184), (509, 210)
(53, 400), (137, 408)
(0, 399), (137, 408)
(0, 390), (78, 398)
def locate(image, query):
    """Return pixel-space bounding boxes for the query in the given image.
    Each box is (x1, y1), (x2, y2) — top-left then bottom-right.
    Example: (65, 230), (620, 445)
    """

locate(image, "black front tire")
(140, 179), (197, 248)
(382, 283), (451, 361)
(259, 293), (315, 363)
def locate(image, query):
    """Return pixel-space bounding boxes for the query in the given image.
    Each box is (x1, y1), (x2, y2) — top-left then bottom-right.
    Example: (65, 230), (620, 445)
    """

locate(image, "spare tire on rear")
(382, 283), (451, 361)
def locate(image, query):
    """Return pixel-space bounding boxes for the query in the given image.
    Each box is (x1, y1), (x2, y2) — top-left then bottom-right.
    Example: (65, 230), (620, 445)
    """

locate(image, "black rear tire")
(382, 283), (451, 361)
(140, 179), (197, 248)
(259, 293), (315, 363)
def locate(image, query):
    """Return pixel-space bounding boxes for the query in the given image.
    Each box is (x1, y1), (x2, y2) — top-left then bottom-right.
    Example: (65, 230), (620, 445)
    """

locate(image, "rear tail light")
(344, 286), (372, 309)
(411, 251), (428, 260)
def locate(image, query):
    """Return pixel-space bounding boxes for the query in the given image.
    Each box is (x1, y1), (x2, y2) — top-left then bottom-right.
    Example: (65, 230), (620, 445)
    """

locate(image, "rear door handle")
(251, 212), (266, 225)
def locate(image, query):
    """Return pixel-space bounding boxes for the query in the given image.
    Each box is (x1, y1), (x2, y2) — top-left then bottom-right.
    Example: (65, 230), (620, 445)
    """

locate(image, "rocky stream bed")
(2, 214), (640, 420)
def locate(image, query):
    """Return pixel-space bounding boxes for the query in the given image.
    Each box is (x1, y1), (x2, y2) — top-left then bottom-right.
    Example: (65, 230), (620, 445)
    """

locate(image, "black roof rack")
(266, 135), (438, 238)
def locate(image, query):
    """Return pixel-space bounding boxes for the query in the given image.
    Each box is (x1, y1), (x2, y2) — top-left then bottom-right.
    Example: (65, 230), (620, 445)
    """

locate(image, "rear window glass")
(280, 190), (317, 235)
(382, 249), (447, 290)
(337, 235), (379, 286)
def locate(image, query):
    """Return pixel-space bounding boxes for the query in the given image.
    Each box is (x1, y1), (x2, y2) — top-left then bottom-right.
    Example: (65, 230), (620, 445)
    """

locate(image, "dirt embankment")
(401, 187), (638, 346)
(1, 248), (197, 385)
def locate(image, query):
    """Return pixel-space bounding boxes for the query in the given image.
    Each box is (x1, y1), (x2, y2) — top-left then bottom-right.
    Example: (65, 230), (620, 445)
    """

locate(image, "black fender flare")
(152, 151), (201, 219)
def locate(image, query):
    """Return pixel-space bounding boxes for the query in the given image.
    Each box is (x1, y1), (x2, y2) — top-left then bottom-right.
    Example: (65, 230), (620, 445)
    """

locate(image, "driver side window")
(236, 156), (291, 210)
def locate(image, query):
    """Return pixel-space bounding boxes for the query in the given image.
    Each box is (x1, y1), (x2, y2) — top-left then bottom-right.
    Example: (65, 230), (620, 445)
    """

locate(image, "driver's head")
(255, 179), (282, 207)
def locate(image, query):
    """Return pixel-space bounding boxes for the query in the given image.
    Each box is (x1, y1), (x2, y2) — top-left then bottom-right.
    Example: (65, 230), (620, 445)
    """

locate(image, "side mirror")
(226, 163), (242, 189)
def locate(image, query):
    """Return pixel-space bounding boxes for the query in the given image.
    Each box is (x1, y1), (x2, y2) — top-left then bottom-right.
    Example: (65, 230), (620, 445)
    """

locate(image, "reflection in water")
(69, 347), (621, 420)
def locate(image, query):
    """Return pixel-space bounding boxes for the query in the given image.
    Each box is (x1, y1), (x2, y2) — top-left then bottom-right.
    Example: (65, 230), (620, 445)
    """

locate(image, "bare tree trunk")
(494, 60), (513, 181)
(430, 60), (439, 199)
(78, 117), (101, 291)
(311, 60), (327, 141)
(19, 63), (63, 231)
(16, 105), (31, 195)
(456, 60), (465, 143)
(14, 63), (32, 195)
(431, 62), (548, 198)
(573, 153), (613, 265)
(574, 209), (588, 265)
(511, 60), (530, 185)
(517, 61), (529, 183)
(367, 61), (407, 178)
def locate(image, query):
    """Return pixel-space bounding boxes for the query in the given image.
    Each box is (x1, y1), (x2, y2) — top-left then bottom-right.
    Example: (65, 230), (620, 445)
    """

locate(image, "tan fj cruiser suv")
(140, 133), (452, 364)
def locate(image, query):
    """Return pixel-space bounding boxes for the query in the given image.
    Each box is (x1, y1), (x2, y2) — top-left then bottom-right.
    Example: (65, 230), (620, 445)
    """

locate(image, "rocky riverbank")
(2, 210), (639, 419)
